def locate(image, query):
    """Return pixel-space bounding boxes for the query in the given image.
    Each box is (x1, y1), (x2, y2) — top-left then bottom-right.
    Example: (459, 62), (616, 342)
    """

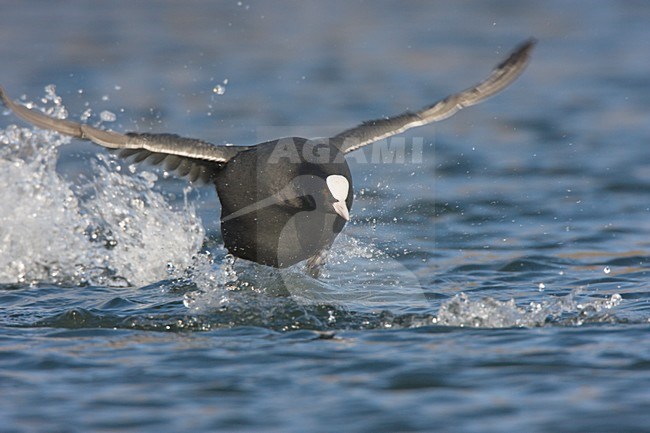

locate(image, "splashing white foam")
(434, 289), (622, 328)
(180, 234), (431, 315)
(183, 253), (238, 313)
(0, 87), (204, 287)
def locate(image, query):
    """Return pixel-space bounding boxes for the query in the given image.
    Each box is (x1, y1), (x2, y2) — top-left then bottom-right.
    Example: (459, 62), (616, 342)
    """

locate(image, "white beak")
(332, 200), (350, 221)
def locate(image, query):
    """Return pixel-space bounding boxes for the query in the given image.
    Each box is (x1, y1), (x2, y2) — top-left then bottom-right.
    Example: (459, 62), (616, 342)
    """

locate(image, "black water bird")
(0, 39), (535, 276)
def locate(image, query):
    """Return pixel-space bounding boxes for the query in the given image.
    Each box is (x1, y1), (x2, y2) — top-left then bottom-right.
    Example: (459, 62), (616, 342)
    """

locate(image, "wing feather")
(0, 87), (248, 182)
(333, 38), (536, 154)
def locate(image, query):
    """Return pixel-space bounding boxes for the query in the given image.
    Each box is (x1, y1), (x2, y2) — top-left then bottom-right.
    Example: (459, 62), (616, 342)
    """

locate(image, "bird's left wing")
(332, 38), (536, 154)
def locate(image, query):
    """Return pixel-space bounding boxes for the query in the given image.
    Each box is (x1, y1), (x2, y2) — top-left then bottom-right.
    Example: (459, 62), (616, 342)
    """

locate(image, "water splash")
(434, 289), (623, 328)
(175, 233), (627, 330)
(0, 87), (204, 287)
(182, 253), (238, 313)
(179, 233), (431, 318)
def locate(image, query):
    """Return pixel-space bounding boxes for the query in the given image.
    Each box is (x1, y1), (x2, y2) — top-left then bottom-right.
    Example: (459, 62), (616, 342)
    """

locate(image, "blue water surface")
(1, 1), (649, 432)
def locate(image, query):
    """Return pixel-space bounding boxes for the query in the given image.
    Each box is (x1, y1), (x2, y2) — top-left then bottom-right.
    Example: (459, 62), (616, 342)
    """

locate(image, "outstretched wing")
(332, 38), (536, 154)
(0, 87), (246, 182)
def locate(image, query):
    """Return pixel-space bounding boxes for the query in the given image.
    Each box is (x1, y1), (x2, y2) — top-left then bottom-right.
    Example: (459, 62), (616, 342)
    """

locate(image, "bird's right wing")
(0, 87), (247, 182)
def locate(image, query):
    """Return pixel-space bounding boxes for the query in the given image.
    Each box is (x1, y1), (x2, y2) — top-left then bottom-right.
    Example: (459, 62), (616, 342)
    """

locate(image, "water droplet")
(213, 79), (228, 95)
(538, 283), (545, 291)
(80, 108), (93, 121)
(44, 84), (57, 98)
(603, 266), (611, 274)
(100, 110), (116, 122)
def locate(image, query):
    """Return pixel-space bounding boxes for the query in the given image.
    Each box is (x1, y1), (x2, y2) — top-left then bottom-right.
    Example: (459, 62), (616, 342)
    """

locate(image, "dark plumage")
(215, 137), (352, 268)
(0, 39), (535, 276)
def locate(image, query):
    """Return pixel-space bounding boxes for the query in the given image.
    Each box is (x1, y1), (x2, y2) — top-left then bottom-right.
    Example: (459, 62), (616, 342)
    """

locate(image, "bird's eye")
(302, 194), (316, 210)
